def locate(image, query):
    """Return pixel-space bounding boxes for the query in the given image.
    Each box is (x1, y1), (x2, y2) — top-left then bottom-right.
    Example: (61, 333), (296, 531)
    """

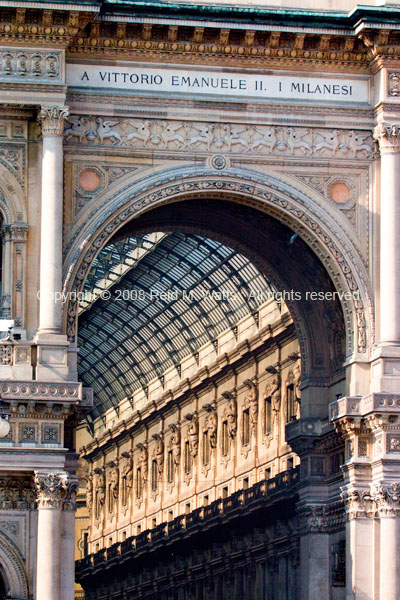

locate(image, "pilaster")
(331, 393), (400, 599)
(35, 105), (70, 380)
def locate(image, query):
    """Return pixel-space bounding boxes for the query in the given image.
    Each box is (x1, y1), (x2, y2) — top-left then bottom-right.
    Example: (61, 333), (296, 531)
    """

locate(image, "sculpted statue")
(86, 474), (93, 510)
(244, 380), (258, 433)
(222, 392), (237, 439)
(154, 434), (164, 476)
(120, 453), (133, 490)
(137, 443), (148, 482)
(205, 411), (218, 449)
(186, 413), (199, 458)
(169, 425), (181, 469)
(265, 375), (281, 427)
(94, 469), (105, 519)
(108, 465), (119, 500)
(293, 359), (301, 403)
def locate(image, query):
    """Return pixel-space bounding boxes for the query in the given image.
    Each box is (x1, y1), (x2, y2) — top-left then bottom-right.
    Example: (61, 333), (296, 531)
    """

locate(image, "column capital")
(373, 123), (400, 153)
(38, 105), (69, 136)
(34, 471), (78, 509)
(297, 503), (330, 534)
(341, 486), (373, 520)
(63, 475), (79, 511)
(370, 481), (400, 517)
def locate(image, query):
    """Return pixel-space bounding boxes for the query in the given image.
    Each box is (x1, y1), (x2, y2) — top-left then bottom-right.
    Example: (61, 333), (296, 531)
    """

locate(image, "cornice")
(2, 6), (399, 71)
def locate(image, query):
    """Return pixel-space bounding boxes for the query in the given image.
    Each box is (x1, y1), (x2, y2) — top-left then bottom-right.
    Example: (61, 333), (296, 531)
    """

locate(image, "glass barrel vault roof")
(78, 231), (276, 419)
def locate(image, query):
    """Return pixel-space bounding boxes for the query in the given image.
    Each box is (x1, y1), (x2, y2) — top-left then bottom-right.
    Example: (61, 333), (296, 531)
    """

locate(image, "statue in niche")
(169, 425), (181, 470)
(107, 463), (119, 513)
(222, 392), (237, 439)
(94, 469), (105, 520)
(137, 443), (148, 484)
(244, 380), (258, 433)
(85, 474), (93, 510)
(120, 453), (133, 506)
(153, 434), (164, 476)
(205, 410), (218, 449)
(265, 375), (281, 427)
(186, 412), (199, 458)
(292, 356), (302, 419)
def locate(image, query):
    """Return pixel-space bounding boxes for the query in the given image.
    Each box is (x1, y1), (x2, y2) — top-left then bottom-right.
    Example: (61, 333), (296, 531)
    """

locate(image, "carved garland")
(63, 173), (372, 357)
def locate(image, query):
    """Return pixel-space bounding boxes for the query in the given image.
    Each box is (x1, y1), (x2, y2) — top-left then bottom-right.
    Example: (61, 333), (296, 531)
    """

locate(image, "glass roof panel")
(78, 231), (277, 419)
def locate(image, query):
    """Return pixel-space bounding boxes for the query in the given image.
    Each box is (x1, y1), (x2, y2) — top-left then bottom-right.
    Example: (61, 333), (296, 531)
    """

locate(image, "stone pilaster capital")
(8, 223), (28, 242)
(370, 481), (400, 517)
(38, 105), (69, 136)
(297, 504), (330, 534)
(34, 471), (78, 510)
(63, 475), (79, 511)
(373, 123), (400, 153)
(340, 486), (373, 520)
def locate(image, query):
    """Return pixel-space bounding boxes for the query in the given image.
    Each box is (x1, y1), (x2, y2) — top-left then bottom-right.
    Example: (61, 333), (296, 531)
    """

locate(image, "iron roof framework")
(78, 232), (277, 419)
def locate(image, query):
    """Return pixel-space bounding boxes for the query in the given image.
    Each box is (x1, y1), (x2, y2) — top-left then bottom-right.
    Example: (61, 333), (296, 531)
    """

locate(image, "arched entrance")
(64, 168), (374, 409)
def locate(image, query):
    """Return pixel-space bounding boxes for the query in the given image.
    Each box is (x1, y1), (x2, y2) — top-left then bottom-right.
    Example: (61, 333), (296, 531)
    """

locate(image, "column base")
(34, 333), (70, 381)
(371, 345), (400, 393)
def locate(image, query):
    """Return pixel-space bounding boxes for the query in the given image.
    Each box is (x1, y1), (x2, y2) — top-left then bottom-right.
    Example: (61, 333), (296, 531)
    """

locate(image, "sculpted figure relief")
(63, 117), (373, 159)
(137, 443), (148, 483)
(169, 425), (181, 469)
(120, 453), (133, 485)
(154, 434), (164, 476)
(186, 412), (199, 458)
(86, 474), (93, 510)
(265, 375), (281, 425)
(244, 380), (259, 433)
(205, 410), (218, 449)
(94, 469), (105, 519)
(222, 392), (237, 439)
(108, 464), (119, 500)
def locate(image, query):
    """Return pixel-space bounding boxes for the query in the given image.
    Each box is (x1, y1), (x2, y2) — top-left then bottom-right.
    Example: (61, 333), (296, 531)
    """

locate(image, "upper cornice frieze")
(0, 4), (400, 69)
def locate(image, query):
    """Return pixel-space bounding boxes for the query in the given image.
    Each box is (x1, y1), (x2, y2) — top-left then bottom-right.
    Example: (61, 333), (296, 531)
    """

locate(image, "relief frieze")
(0, 48), (63, 83)
(64, 117), (373, 160)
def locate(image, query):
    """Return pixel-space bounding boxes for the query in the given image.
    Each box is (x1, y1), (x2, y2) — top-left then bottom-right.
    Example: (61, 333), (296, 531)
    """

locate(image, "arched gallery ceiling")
(78, 231), (276, 418)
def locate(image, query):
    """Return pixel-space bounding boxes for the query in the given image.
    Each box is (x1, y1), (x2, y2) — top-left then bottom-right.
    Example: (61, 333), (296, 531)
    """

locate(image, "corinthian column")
(371, 482), (400, 600)
(35, 471), (69, 600)
(61, 476), (79, 600)
(37, 106), (69, 336)
(374, 123), (400, 345)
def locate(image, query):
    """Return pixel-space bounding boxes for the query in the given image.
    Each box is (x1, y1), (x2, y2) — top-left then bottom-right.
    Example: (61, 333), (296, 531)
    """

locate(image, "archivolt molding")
(62, 166), (374, 359)
(0, 531), (29, 599)
(0, 164), (27, 224)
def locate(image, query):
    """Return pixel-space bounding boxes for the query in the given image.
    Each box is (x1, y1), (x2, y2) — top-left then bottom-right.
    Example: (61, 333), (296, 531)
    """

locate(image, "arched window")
(184, 440), (192, 475)
(151, 459), (158, 492)
(286, 384), (295, 423)
(202, 430), (210, 466)
(221, 420), (229, 456)
(121, 475), (127, 506)
(264, 396), (272, 434)
(167, 450), (174, 484)
(136, 467), (142, 499)
(242, 408), (250, 446)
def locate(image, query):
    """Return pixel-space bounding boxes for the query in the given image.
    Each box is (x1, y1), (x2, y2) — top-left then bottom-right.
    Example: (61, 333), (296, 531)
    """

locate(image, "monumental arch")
(0, 1), (400, 599)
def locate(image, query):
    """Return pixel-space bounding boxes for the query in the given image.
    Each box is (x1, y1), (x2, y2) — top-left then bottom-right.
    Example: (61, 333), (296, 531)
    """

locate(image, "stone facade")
(0, 1), (399, 599)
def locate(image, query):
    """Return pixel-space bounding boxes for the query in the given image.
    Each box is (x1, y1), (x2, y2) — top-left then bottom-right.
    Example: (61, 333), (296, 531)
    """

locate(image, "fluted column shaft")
(37, 106), (68, 335)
